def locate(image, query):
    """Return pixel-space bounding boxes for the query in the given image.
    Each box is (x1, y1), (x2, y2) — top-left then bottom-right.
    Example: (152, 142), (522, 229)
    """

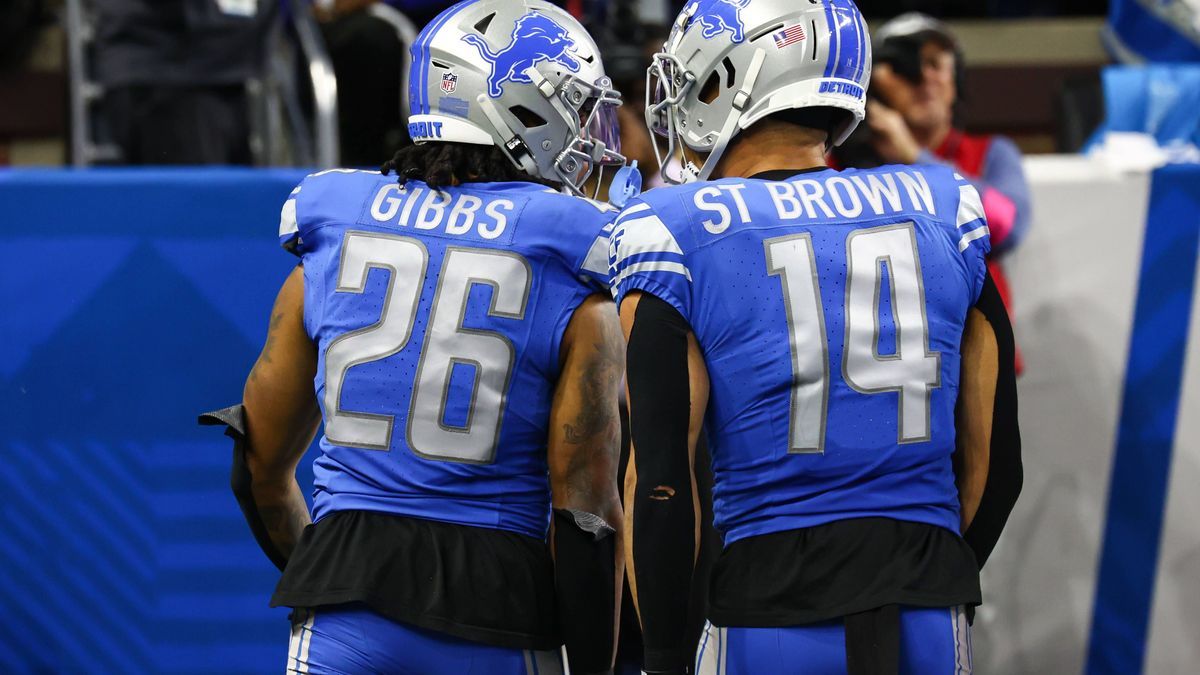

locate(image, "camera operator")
(840, 12), (1030, 370)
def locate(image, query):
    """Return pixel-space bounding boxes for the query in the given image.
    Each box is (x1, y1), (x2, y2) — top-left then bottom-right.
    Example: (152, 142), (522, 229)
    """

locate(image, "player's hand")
(866, 99), (922, 165)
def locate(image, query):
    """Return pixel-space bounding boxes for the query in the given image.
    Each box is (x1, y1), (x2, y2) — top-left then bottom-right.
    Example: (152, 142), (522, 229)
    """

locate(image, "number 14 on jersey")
(765, 222), (942, 453)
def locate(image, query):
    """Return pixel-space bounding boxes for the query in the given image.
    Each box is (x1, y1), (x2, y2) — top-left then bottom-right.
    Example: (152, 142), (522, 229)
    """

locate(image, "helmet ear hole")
(722, 57), (737, 89)
(700, 71), (721, 105)
(509, 105), (548, 129)
(699, 58), (738, 106)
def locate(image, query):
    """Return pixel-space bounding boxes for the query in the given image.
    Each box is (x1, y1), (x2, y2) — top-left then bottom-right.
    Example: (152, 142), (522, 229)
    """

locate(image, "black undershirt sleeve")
(626, 293), (696, 674)
(963, 271), (1023, 569)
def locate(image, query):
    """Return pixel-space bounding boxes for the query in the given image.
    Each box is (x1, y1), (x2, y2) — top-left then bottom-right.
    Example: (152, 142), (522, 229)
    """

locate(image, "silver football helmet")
(647, 0), (872, 184)
(406, 0), (624, 195)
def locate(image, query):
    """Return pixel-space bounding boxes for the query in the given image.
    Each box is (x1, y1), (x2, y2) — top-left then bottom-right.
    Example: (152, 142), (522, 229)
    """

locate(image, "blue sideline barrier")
(0, 168), (315, 673)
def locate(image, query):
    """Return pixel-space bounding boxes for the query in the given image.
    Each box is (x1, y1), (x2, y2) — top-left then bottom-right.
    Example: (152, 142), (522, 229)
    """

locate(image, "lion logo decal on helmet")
(684, 0), (751, 43)
(462, 12), (583, 98)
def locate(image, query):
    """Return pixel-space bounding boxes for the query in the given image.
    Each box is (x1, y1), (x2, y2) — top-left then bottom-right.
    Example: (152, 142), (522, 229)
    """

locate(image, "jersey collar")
(748, 167), (833, 181)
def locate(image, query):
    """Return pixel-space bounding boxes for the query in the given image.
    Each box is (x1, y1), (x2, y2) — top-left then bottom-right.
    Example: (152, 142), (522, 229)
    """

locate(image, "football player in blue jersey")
(201, 2), (630, 673)
(612, 1), (1023, 673)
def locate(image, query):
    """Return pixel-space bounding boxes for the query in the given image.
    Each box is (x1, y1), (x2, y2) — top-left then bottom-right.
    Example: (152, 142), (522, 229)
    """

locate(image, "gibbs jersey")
(610, 165), (990, 545)
(280, 169), (613, 540)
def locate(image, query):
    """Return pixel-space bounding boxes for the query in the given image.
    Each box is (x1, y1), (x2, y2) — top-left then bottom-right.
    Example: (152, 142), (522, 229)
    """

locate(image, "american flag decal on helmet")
(772, 24), (806, 49)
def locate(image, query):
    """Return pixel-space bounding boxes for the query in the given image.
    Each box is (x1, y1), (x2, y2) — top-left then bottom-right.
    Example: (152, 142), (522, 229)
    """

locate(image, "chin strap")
(688, 47), (766, 183)
(679, 159), (704, 184)
(478, 95), (539, 176)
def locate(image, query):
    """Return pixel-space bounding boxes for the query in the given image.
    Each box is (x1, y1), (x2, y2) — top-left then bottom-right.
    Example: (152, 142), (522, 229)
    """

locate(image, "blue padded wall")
(0, 168), (318, 673)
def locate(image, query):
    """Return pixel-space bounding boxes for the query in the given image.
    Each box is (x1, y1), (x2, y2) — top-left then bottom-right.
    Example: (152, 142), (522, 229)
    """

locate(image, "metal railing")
(64, 0), (121, 166)
(285, 0), (340, 168)
(64, 0), (343, 168)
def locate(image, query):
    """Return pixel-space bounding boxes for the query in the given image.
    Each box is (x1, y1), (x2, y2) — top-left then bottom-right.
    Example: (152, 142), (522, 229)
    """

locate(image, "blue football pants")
(695, 606), (972, 675)
(286, 603), (564, 675)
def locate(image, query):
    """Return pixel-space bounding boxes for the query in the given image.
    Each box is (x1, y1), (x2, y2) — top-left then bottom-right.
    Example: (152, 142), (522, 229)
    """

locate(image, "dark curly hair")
(380, 141), (560, 190)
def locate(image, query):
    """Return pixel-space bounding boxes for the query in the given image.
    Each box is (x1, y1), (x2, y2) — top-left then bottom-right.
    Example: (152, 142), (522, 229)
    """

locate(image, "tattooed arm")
(547, 293), (625, 674)
(241, 266), (321, 560)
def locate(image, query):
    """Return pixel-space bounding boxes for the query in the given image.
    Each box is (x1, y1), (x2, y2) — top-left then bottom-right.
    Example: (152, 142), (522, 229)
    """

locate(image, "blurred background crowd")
(0, 0), (1181, 172)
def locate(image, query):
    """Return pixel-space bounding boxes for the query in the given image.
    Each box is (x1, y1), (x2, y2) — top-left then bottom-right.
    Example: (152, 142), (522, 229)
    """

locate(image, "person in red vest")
(859, 12), (1031, 371)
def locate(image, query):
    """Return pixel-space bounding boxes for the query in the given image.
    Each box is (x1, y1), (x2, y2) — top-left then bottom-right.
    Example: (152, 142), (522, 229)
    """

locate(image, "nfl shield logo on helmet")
(441, 72), (458, 94)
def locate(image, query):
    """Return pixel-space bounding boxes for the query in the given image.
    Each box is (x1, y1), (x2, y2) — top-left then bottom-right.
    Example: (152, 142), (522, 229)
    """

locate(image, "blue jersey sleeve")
(517, 189), (618, 293)
(279, 181), (303, 255)
(278, 169), (382, 255)
(951, 173), (991, 305)
(608, 197), (694, 321)
(574, 198), (621, 290)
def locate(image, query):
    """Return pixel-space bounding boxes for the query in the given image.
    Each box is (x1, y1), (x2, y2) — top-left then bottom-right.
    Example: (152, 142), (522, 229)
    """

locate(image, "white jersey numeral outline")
(323, 232), (530, 463)
(765, 221), (941, 452)
(765, 233), (829, 453)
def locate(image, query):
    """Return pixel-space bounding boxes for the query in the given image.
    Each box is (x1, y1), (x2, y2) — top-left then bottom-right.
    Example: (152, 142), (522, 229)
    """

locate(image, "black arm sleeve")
(198, 404), (289, 572)
(627, 294), (696, 674)
(963, 272), (1023, 569)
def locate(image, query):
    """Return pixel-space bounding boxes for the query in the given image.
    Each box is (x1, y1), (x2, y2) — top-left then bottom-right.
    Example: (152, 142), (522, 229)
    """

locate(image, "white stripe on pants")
(287, 609), (316, 674)
(695, 621), (727, 675)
